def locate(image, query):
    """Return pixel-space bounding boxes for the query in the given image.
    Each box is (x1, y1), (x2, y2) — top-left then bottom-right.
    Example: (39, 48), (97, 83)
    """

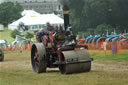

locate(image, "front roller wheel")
(59, 50), (92, 74)
(0, 48), (4, 62)
(31, 43), (47, 73)
(59, 62), (91, 74)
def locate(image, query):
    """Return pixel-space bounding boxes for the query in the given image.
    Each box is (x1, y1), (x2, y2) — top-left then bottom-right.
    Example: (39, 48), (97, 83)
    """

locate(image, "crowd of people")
(36, 22), (73, 43)
(36, 22), (55, 42)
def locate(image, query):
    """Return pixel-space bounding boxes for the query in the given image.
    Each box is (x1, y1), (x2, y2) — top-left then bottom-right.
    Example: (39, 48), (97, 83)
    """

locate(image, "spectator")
(36, 28), (46, 42)
(55, 25), (58, 32)
(25, 26), (28, 31)
(58, 25), (64, 32)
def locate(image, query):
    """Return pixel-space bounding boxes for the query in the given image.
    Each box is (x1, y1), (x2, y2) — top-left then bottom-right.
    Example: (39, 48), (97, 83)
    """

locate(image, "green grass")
(0, 28), (37, 44)
(90, 50), (128, 61)
(1, 29), (128, 85)
(0, 71), (128, 85)
(92, 53), (128, 61)
(0, 50), (128, 85)
(0, 28), (14, 44)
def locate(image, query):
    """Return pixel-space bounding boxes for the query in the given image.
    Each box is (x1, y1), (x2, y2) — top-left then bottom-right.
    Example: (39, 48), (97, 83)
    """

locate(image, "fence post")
(111, 42), (117, 54)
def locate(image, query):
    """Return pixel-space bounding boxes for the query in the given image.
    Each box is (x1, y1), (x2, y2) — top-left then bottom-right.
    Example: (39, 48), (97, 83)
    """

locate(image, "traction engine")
(31, 0), (93, 74)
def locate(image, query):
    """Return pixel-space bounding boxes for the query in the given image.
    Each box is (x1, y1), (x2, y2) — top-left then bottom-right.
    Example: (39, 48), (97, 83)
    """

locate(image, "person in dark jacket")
(46, 22), (54, 33)
(36, 28), (46, 42)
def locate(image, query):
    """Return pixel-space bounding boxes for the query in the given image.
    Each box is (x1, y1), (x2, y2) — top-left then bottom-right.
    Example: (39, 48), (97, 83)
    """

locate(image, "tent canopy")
(21, 10), (40, 16)
(8, 10), (64, 30)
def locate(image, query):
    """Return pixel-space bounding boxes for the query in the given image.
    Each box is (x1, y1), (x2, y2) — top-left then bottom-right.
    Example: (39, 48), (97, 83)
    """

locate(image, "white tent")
(21, 10), (40, 16)
(40, 14), (64, 25)
(8, 10), (64, 30)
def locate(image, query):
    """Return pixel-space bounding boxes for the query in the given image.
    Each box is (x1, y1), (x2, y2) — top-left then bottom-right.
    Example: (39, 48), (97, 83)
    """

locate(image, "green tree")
(0, 2), (23, 27)
(69, 0), (85, 32)
(11, 29), (20, 39)
(95, 24), (114, 35)
(68, 0), (128, 34)
(25, 32), (34, 40)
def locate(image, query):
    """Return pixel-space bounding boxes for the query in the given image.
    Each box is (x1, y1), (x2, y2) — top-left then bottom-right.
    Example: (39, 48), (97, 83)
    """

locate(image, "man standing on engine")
(46, 22), (55, 33)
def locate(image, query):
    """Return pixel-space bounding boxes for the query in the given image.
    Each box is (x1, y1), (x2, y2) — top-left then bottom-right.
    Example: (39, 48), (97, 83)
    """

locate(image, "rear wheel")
(0, 48), (4, 62)
(31, 43), (47, 73)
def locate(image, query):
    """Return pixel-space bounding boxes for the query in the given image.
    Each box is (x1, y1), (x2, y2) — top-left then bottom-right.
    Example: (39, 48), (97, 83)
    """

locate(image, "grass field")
(89, 50), (128, 61)
(0, 50), (128, 85)
(0, 28), (36, 44)
(0, 29), (128, 85)
(0, 28), (14, 44)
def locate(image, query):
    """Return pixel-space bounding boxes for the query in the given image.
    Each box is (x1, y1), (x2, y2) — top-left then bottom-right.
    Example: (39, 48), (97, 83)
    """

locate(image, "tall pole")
(63, 5), (70, 30)
(60, 0), (70, 30)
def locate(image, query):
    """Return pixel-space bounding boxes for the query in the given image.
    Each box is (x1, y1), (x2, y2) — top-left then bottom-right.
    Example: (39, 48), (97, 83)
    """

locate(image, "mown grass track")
(0, 50), (128, 85)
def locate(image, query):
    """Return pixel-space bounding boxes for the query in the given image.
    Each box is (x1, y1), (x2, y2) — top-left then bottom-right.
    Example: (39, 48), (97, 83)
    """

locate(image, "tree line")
(0, 2), (23, 27)
(68, 0), (128, 35)
(0, 1), (128, 36)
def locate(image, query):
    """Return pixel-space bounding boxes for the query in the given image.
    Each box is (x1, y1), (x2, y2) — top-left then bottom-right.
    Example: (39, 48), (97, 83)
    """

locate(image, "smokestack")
(60, 0), (70, 30)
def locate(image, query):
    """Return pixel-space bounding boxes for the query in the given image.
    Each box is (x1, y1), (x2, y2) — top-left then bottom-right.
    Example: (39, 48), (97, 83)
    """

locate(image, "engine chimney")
(60, 0), (70, 30)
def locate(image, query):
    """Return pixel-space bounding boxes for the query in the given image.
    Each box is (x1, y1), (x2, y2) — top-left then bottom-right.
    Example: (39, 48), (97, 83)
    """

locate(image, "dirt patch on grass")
(92, 60), (128, 72)
(1, 59), (128, 72)
(0, 60), (31, 69)
(1, 51), (128, 85)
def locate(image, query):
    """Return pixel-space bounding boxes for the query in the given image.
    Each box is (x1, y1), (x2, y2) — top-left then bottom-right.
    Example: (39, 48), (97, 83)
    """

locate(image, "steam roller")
(31, 0), (93, 74)
(31, 42), (92, 74)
